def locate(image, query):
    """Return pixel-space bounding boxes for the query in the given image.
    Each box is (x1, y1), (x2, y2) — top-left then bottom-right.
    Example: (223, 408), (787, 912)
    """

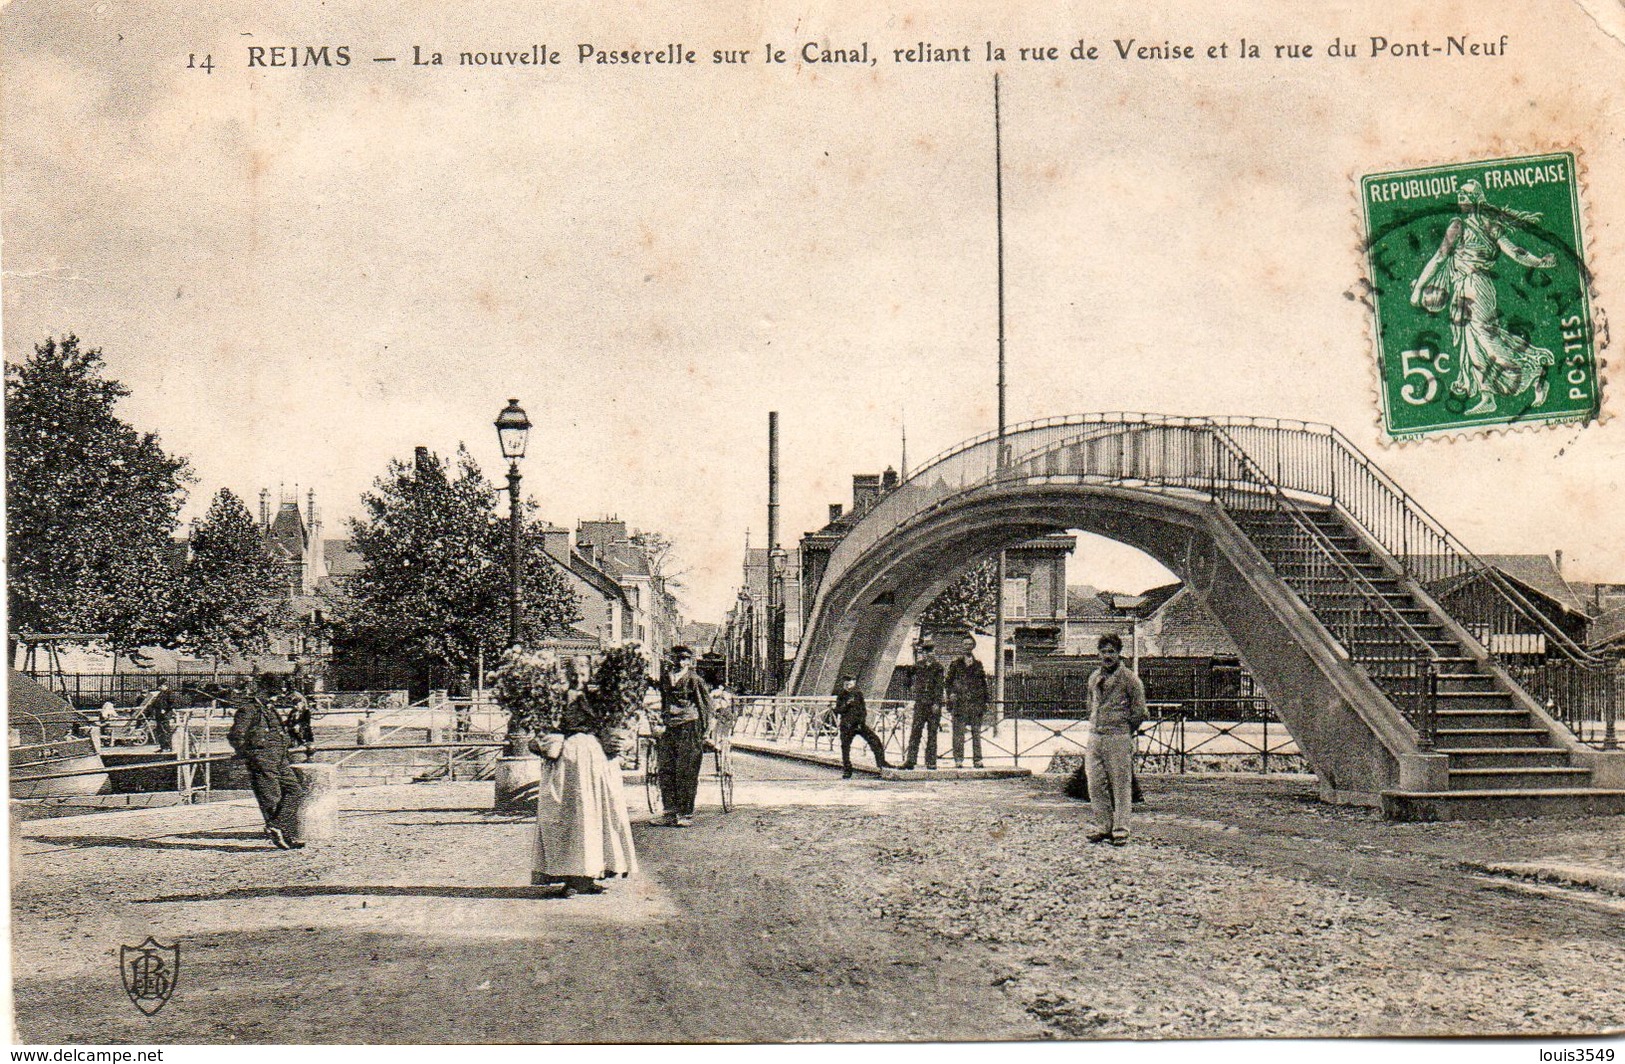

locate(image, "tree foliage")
(920, 557), (998, 633)
(5, 336), (192, 650)
(335, 446), (583, 684)
(175, 488), (289, 663)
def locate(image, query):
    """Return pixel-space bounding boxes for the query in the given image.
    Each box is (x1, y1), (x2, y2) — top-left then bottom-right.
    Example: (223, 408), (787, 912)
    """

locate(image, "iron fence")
(729, 694), (1303, 774)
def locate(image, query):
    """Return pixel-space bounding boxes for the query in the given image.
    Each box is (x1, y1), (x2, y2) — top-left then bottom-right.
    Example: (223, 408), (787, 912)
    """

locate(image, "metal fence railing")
(729, 694), (1303, 774)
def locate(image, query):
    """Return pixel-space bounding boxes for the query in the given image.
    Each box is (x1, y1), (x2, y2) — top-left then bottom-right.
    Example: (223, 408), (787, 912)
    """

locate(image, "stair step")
(1443, 748), (1574, 770)
(1447, 767), (1593, 791)
(1436, 710), (1530, 730)
(1432, 727), (1553, 749)
(1436, 693), (1515, 708)
(1369, 671), (1498, 693)
(1380, 788), (1625, 821)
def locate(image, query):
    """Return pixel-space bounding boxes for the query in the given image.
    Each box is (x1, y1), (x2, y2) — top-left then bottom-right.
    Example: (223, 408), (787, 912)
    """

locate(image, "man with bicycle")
(652, 645), (712, 827)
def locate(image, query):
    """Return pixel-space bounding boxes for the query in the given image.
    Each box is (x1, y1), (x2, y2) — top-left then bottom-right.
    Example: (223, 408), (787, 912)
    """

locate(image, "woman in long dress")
(531, 662), (639, 896)
(1410, 180), (1557, 416)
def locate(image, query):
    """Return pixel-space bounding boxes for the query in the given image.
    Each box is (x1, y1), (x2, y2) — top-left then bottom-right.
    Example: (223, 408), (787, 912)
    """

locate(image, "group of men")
(902, 634), (992, 770)
(880, 630), (1149, 845)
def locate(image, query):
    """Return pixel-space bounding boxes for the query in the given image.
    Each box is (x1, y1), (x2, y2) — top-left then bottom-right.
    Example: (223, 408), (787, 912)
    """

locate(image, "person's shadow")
(27, 830), (269, 854)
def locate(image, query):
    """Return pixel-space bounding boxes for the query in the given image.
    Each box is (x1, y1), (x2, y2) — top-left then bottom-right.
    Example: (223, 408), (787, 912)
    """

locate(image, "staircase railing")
(995, 420), (1445, 745)
(1217, 419), (1611, 738)
(1201, 424), (1442, 747)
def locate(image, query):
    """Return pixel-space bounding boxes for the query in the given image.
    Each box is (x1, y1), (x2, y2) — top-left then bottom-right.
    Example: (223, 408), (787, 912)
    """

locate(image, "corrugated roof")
(323, 539), (363, 577)
(1066, 585), (1116, 620)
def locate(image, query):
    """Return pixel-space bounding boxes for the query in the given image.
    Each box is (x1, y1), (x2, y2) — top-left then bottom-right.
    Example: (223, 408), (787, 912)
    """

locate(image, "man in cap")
(901, 636), (944, 770)
(228, 680), (306, 850)
(834, 674), (889, 779)
(1084, 632), (1147, 846)
(654, 645), (712, 827)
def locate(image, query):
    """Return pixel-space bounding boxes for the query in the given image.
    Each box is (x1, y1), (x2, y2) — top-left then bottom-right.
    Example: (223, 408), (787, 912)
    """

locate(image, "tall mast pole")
(767, 411), (784, 694)
(993, 74), (1009, 732)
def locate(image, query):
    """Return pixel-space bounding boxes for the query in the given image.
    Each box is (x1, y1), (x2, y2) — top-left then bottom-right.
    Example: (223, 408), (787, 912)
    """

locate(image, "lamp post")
(494, 398), (532, 649)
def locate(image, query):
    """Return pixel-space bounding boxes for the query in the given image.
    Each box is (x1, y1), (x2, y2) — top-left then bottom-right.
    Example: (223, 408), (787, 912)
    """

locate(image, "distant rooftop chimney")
(259, 488), (270, 529)
(881, 466), (899, 491)
(853, 473), (881, 514)
(414, 446), (431, 478)
(1555, 549), (1564, 576)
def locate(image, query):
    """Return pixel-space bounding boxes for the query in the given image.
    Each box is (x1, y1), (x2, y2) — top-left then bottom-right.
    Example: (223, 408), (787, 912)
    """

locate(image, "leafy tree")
(5, 336), (192, 652)
(335, 446), (583, 687)
(175, 488), (290, 667)
(920, 557), (998, 633)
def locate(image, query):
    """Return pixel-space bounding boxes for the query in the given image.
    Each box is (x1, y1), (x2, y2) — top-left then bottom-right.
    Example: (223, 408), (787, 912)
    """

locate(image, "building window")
(1004, 578), (1028, 620)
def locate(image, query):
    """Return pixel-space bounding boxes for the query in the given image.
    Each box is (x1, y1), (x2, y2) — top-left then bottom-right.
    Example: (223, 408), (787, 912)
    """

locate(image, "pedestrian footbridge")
(786, 414), (1623, 818)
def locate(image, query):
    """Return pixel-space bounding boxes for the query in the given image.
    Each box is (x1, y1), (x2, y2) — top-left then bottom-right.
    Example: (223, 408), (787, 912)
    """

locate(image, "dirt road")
(10, 757), (1624, 1042)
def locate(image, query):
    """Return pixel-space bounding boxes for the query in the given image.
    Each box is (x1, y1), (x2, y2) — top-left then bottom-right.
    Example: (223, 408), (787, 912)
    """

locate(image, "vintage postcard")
(5, 0), (1624, 1053)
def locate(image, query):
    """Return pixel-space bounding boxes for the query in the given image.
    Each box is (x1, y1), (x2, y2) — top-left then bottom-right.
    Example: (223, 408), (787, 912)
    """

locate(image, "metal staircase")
(1227, 507), (1621, 817)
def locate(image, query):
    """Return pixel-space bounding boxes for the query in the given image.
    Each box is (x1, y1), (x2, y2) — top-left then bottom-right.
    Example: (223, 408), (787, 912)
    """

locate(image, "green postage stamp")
(1361, 152), (1600, 438)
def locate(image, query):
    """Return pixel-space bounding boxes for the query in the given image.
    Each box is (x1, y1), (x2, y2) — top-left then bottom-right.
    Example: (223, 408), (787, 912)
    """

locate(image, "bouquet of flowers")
(490, 647), (570, 748)
(588, 643), (649, 758)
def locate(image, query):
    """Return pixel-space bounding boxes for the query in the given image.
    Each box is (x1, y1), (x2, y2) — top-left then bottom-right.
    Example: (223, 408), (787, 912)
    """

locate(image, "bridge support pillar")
(1396, 753), (1450, 793)
(1574, 749), (1625, 789)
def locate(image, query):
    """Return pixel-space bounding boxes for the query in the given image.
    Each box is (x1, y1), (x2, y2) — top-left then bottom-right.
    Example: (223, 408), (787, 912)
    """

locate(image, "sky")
(4, 0), (1623, 622)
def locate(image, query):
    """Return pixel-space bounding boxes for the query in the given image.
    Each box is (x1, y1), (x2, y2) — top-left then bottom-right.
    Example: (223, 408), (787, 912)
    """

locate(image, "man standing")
(944, 635), (988, 768)
(228, 683), (305, 850)
(834, 675), (889, 778)
(283, 688), (315, 763)
(902, 637), (944, 770)
(1085, 633), (1147, 846)
(655, 645), (711, 827)
(141, 681), (178, 752)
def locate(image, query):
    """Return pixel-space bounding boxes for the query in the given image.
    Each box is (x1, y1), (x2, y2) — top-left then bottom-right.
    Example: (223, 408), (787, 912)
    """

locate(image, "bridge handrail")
(1203, 423), (1442, 745)
(1318, 424), (1603, 669)
(843, 412), (1600, 671)
(795, 413), (1608, 738)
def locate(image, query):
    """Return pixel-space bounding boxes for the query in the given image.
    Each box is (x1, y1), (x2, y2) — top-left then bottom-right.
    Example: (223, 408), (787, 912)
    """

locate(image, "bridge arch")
(794, 480), (1220, 699)
(785, 414), (1619, 809)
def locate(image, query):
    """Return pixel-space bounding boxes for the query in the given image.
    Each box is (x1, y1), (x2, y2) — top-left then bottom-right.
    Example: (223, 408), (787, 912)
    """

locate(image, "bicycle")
(639, 731), (735, 815)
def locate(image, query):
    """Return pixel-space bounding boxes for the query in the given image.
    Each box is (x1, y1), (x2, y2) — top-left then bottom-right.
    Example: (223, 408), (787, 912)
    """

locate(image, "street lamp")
(494, 398), (532, 648)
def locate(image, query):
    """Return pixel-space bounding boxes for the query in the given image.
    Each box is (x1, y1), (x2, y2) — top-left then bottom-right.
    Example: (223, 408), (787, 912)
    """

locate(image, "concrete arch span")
(792, 473), (1447, 804)
(796, 479), (1218, 699)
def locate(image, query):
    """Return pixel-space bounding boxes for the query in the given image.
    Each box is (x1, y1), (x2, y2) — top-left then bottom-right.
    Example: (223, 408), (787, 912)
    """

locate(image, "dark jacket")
(945, 656), (989, 712)
(228, 696), (290, 754)
(834, 687), (867, 722)
(910, 658), (944, 707)
(150, 688), (176, 723)
(660, 670), (713, 732)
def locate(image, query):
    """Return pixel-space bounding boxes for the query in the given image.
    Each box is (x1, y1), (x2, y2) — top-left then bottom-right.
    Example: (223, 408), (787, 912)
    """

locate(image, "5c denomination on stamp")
(1361, 152), (1600, 439)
